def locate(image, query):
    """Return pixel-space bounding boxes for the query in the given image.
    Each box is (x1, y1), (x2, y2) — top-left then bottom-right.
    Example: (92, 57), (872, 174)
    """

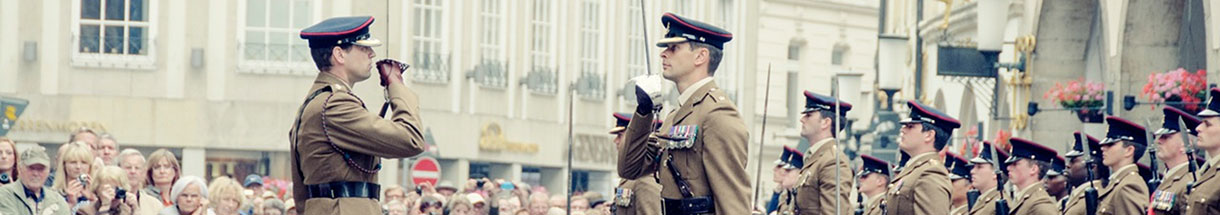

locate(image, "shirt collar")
(22, 185), (44, 203)
(677, 77), (714, 106)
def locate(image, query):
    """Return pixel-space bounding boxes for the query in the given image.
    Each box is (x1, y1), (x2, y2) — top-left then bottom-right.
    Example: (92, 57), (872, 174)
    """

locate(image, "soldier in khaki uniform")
(1149, 107), (1200, 215)
(772, 146), (803, 215)
(968, 142), (1008, 215)
(1186, 88), (1220, 215)
(856, 155), (891, 215)
(944, 153), (972, 215)
(610, 113), (662, 215)
(886, 101), (957, 215)
(620, 12), (749, 215)
(1061, 131), (1108, 215)
(792, 91), (854, 215)
(1003, 138), (1060, 215)
(1096, 116), (1151, 215)
(290, 16), (427, 215)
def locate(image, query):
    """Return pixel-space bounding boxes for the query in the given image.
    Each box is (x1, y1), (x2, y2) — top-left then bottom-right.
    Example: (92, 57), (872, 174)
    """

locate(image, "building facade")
(0, 0), (766, 197)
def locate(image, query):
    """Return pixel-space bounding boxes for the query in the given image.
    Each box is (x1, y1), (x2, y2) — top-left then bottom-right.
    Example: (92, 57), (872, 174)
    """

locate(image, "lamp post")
(877, 34), (908, 111)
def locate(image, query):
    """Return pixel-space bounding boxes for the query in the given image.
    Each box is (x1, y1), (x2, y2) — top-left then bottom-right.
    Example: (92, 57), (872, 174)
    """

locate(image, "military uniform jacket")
(794, 138), (853, 215)
(950, 205), (968, 215)
(883, 152), (951, 215)
(1184, 159), (1220, 215)
(1152, 163), (1193, 215)
(862, 195), (885, 215)
(289, 72), (427, 215)
(615, 178), (662, 215)
(619, 81), (751, 215)
(968, 188), (1001, 215)
(1009, 184), (1058, 215)
(0, 183), (70, 215)
(773, 189), (795, 215)
(1062, 180), (1107, 215)
(1097, 165), (1149, 215)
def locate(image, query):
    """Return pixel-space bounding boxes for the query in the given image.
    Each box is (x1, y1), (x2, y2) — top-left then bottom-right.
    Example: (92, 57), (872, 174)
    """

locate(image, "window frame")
(70, 0), (159, 70)
(402, 0), (452, 85)
(235, 0), (323, 76)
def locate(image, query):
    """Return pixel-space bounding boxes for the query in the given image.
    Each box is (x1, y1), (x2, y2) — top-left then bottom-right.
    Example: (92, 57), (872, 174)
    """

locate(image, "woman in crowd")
(207, 176), (244, 215)
(0, 137), (18, 185)
(261, 198), (285, 215)
(56, 141), (98, 208)
(416, 194), (444, 215)
(79, 166), (140, 215)
(159, 176), (208, 215)
(145, 149), (181, 206)
(446, 194), (475, 215)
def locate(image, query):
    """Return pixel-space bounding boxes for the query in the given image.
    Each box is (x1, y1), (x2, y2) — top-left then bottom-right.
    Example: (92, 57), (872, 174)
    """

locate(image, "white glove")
(631, 75), (666, 113)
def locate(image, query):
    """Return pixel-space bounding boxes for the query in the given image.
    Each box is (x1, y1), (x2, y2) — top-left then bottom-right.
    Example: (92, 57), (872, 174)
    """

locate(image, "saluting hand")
(377, 59), (409, 87)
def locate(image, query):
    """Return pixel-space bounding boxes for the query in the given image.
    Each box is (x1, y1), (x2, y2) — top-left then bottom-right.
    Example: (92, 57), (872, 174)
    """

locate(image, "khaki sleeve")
(911, 170), (952, 215)
(321, 82), (426, 158)
(814, 153), (854, 215)
(618, 112), (660, 179)
(701, 112), (751, 215)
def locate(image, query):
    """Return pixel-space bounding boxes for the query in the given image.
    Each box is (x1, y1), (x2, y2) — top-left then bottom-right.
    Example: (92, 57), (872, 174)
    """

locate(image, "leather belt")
(305, 181), (380, 200)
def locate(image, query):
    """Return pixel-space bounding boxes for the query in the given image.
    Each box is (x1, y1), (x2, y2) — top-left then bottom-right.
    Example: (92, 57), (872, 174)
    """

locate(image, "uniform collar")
(1208, 154), (1220, 170)
(1165, 162), (1189, 180)
(1109, 164), (1137, 181)
(1015, 181), (1042, 200)
(316, 71), (354, 90)
(806, 137), (836, 156)
(909, 152), (938, 165)
(677, 77), (714, 106)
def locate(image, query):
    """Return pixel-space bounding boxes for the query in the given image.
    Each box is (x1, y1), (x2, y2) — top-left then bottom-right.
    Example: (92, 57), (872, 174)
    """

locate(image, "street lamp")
(876, 34), (908, 111)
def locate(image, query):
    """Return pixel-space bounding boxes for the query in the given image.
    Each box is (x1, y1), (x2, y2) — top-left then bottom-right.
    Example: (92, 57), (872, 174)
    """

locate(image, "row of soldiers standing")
(598, 9), (1220, 215)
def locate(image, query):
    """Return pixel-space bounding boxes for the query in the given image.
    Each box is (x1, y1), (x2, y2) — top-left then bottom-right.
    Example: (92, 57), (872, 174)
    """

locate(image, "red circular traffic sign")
(411, 157), (441, 186)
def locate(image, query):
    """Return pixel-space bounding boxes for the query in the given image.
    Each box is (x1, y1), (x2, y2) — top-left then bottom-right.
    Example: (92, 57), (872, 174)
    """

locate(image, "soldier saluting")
(793, 91), (854, 215)
(887, 101), (957, 215)
(290, 16), (427, 215)
(620, 12), (750, 215)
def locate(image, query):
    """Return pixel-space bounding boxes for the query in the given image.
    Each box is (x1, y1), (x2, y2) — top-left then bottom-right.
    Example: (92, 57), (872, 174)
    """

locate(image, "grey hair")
(170, 176), (209, 204)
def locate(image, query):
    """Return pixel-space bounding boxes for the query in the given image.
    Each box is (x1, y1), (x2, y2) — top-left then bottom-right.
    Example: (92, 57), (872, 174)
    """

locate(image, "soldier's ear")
(332, 46), (347, 65)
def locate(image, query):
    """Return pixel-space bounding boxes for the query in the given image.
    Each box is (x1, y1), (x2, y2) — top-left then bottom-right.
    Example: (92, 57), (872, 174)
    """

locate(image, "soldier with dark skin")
(886, 101), (957, 215)
(290, 16), (427, 215)
(1061, 132), (1109, 215)
(620, 12), (749, 215)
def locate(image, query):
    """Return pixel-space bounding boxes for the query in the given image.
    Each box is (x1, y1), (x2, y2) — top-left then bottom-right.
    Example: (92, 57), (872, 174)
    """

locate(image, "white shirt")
(677, 77), (714, 106)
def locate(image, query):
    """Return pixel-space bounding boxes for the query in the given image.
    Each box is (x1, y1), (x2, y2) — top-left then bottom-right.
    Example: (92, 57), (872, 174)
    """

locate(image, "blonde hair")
(54, 142), (95, 191)
(447, 194), (474, 212)
(88, 166), (130, 195)
(208, 176), (246, 210)
(145, 149), (180, 186)
(0, 137), (19, 179)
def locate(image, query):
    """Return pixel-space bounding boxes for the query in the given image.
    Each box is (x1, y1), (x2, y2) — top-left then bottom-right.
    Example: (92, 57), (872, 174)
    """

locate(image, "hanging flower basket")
(1043, 79), (1106, 123)
(1142, 68), (1207, 112)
